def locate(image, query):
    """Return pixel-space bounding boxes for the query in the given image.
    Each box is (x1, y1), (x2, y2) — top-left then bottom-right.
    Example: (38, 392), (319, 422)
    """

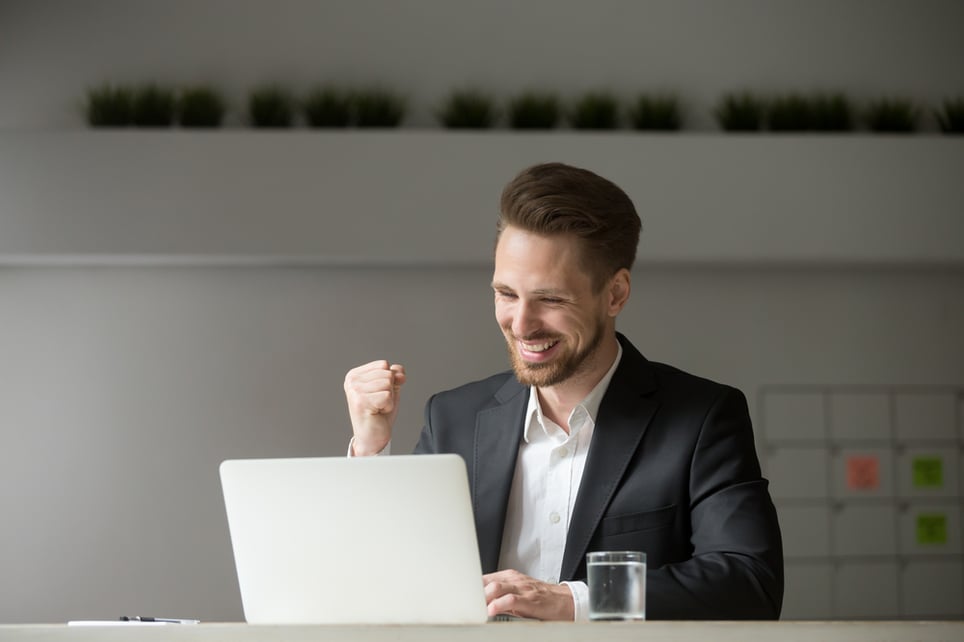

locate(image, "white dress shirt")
(497, 343), (622, 621)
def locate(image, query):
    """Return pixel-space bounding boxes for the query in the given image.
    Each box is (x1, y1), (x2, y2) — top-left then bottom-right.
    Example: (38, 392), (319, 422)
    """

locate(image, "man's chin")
(511, 359), (564, 387)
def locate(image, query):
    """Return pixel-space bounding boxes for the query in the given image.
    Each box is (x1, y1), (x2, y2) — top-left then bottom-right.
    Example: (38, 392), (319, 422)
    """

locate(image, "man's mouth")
(521, 340), (556, 352)
(517, 338), (560, 361)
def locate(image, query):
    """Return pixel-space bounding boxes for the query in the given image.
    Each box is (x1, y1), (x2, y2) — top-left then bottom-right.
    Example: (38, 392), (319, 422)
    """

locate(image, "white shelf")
(2, 131), (962, 266)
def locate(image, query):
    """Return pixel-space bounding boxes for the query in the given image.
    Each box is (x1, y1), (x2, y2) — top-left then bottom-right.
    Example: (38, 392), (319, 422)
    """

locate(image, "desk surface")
(2, 621), (963, 642)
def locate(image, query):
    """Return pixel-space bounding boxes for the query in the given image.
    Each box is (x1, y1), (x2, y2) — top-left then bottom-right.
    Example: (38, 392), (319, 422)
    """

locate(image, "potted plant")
(131, 84), (176, 127)
(569, 91), (620, 130)
(303, 86), (353, 128)
(765, 93), (812, 131)
(86, 84), (134, 127)
(353, 89), (406, 128)
(437, 89), (498, 129)
(177, 86), (227, 128)
(863, 97), (919, 133)
(248, 85), (296, 128)
(507, 91), (561, 129)
(935, 97), (964, 134)
(807, 92), (854, 132)
(627, 94), (682, 131)
(715, 91), (765, 131)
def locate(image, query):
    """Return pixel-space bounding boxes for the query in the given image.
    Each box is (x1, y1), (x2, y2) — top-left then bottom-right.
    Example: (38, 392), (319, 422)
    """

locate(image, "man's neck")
(535, 334), (620, 432)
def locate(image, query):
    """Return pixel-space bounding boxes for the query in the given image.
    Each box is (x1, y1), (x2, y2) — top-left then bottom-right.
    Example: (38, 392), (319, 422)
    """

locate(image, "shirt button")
(548, 576), (559, 584)
(549, 511), (561, 524)
(556, 447), (569, 458)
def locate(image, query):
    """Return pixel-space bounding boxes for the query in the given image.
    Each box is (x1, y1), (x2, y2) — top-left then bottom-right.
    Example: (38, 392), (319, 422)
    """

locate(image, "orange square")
(846, 456), (880, 491)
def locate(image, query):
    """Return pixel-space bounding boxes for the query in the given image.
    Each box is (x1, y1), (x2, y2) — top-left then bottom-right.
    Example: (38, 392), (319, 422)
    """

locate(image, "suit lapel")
(560, 336), (660, 580)
(472, 377), (528, 573)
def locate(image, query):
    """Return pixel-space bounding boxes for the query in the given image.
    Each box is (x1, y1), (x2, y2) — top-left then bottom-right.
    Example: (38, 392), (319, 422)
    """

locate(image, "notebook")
(219, 454), (489, 624)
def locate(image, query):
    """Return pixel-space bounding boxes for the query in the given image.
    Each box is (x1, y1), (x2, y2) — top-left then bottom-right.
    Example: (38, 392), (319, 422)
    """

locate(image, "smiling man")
(344, 162), (783, 621)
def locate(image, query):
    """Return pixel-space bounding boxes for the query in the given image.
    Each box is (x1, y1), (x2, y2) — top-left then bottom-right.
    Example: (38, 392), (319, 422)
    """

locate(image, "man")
(344, 162), (783, 621)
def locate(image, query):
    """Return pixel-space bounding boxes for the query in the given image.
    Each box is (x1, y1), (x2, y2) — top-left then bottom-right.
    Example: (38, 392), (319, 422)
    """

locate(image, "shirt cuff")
(563, 580), (590, 621)
(347, 437), (391, 457)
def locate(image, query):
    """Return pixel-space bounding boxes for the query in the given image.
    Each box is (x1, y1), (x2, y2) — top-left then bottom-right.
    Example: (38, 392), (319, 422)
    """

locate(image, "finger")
(353, 362), (393, 383)
(483, 580), (517, 604)
(347, 360), (391, 377)
(345, 361), (389, 389)
(389, 364), (406, 389)
(352, 373), (397, 394)
(366, 390), (396, 415)
(346, 366), (397, 393)
(487, 593), (523, 617)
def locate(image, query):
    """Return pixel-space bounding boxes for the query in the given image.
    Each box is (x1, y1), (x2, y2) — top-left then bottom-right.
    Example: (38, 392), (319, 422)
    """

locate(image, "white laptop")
(219, 454), (489, 624)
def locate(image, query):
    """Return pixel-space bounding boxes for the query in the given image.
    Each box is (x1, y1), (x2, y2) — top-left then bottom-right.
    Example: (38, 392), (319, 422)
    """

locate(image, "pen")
(120, 617), (200, 624)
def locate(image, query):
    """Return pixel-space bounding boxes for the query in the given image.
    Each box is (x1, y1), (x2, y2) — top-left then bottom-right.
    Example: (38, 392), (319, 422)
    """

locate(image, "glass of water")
(586, 550), (646, 620)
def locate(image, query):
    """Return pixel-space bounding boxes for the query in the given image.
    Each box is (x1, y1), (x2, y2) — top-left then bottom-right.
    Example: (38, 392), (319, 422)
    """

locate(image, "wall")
(0, 0), (962, 624)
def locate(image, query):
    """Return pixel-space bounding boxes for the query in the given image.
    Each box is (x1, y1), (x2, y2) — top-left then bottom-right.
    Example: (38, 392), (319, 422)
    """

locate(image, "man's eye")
(496, 291), (517, 300)
(542, 297), (563, 304)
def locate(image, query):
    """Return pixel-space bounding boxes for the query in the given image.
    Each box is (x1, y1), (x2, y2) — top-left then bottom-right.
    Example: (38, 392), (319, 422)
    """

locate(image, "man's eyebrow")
(531, 288), (570, 298)
(491, 282), (570, 297)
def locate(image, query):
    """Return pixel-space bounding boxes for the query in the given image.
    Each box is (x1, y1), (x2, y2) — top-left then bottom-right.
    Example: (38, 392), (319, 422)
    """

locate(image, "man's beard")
(505, 320), (606, 388)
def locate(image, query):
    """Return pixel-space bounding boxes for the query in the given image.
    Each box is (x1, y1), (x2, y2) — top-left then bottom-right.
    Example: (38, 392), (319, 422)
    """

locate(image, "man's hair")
(497, 162), (642, 291)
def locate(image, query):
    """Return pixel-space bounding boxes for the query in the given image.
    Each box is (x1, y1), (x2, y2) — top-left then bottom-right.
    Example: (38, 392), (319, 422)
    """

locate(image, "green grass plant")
(354, 89), (406, 128)
(86, 84), (133, 127)
(569, 92), (620, 130)
(809, 92), (854, 131)
(627, 94), (681, 130)
(437, 89), (498, 129)
(715, 91), (765, 131)
(177, 86), (226, 128)
(766, 93), (812, 131)
(131, 84), (176, 127)
(935, 97), (964, 134)
(248, 85), (296, 128)
(507, 91), (561, 129)
(864, 97), (919, 133)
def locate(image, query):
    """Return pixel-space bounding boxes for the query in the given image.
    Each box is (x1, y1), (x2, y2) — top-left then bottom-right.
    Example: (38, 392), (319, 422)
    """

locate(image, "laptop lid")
(219, 454), (488, 624)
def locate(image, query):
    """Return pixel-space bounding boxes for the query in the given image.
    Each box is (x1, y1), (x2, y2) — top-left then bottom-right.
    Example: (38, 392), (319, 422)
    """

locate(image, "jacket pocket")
(600, 504), (677, 536)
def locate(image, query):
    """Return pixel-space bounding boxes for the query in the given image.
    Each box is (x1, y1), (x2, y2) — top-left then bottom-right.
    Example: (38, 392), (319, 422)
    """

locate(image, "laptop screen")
(220, 454), (488, 624)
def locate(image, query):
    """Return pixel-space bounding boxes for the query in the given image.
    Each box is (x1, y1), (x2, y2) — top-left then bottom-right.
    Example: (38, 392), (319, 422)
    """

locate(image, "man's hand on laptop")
(483, 569), (575, 621)
(344, 360), (406, 456)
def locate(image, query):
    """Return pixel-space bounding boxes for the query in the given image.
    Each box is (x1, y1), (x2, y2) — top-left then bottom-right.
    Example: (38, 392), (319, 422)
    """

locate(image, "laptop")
(219, 454), (489, 624)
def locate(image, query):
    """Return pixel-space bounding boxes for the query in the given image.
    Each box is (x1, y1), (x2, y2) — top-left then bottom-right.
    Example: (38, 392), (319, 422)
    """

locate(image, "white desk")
(1, 621), (962, 642)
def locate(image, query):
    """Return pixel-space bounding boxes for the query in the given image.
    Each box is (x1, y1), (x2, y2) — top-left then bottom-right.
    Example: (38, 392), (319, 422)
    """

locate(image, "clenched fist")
(343, 360), (406, 456)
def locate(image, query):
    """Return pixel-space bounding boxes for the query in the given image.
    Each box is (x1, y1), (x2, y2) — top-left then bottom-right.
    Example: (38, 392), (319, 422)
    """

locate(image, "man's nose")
(512, 300), (540, 337)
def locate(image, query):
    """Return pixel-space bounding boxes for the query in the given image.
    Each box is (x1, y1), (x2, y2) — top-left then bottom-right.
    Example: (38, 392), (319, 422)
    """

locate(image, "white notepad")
(220, 454), (488, 624)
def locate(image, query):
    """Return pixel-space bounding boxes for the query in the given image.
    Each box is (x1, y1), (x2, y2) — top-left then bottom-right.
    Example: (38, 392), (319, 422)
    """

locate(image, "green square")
(916, 514), (947, 545)
(912, 456), (943, 488)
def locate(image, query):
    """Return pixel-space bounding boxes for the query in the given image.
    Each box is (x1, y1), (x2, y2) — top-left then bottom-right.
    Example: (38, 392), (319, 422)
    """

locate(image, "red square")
(847, 456), (880, 491)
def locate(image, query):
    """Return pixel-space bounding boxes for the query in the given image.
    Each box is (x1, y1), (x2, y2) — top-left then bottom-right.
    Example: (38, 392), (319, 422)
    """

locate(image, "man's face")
(492, 226), (613, 387)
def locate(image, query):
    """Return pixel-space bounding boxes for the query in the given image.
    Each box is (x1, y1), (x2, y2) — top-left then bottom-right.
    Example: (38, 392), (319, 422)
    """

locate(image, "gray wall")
(1, 0), (963, 624)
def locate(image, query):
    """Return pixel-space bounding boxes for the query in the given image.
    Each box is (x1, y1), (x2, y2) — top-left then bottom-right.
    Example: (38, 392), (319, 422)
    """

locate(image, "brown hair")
(497, 162), (641, 291)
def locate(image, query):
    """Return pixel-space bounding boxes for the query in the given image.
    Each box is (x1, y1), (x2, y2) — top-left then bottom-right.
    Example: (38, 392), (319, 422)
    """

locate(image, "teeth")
(522, 341), (556, 353)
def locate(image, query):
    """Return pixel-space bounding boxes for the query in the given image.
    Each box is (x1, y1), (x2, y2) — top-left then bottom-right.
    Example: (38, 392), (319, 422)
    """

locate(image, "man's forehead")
(494, 227), (582, 259)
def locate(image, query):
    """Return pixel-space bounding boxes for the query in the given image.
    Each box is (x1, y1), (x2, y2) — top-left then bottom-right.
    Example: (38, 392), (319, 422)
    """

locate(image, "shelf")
(2, 131), (962, 266)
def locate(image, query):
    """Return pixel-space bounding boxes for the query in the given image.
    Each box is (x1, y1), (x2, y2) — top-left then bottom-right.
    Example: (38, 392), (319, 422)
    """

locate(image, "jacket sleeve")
(646, 387), (784, 619)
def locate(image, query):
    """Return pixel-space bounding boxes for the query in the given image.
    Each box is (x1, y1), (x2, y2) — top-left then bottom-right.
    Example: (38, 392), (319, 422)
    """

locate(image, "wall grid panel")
(762, 385), (964, 619)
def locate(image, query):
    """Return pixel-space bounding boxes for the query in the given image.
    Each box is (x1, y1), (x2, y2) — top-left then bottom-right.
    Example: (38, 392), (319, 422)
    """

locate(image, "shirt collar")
(523, 341), (623, 443)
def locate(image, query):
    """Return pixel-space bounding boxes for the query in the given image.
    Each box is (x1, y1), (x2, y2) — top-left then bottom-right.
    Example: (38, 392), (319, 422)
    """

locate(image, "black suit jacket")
(414, 334), (783, 619)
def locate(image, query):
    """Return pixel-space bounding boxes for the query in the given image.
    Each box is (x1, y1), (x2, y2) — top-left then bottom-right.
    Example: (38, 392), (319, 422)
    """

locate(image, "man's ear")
(607, 269), (631, 317)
